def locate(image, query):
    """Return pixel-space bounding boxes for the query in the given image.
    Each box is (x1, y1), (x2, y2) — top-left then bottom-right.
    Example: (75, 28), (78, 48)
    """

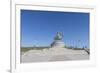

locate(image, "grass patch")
(21, 47), (50, 53)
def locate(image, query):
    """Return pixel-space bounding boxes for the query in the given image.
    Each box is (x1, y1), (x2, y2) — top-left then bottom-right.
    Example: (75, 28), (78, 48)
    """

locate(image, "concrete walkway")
(21, 48), (89, 63)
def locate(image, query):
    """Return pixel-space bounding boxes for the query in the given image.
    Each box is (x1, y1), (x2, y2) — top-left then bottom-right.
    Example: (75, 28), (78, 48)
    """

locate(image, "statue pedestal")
(51, 40), (65, 48)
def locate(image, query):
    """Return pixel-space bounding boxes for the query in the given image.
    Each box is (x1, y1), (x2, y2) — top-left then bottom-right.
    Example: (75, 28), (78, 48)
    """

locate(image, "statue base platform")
(51, 40), (65, 48)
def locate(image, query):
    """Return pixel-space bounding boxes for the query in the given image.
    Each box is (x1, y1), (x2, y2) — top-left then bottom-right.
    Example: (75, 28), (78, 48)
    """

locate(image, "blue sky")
(21, 10), (89, 48)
